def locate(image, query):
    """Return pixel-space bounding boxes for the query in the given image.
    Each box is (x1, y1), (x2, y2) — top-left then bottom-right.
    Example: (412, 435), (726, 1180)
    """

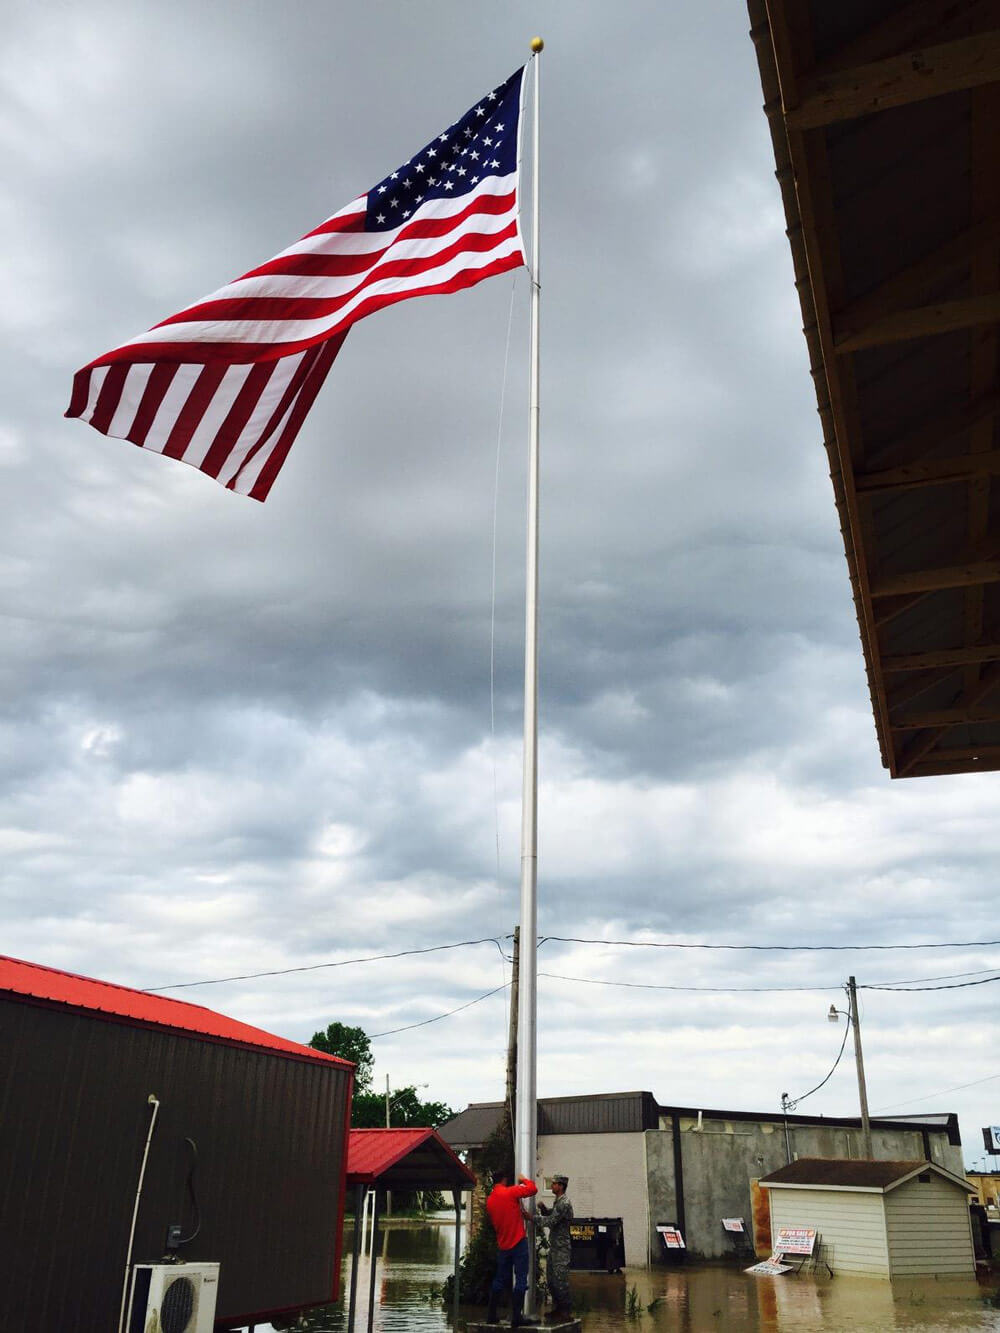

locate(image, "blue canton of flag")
(366, 69), (523, 230)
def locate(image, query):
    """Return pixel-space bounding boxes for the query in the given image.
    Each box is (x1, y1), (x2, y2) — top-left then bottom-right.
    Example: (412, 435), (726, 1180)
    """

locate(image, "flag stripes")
(67, 66), (526, 500)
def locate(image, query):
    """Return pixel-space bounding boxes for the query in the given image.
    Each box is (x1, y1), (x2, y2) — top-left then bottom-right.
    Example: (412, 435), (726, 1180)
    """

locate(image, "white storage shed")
(759, 1158), (975, 1280)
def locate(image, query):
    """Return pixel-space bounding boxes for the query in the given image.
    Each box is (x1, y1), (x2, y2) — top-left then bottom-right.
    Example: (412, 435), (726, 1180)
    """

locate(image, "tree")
(352, 1085), (454, 1129)
(442, 1105), (515, 1306)
(309, 1021), (374, 1093)
(308, 1022), (452, 1129)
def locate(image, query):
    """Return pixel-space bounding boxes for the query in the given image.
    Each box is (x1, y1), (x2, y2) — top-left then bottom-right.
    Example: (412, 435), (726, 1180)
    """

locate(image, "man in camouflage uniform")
(536, 1173), (573, 1319)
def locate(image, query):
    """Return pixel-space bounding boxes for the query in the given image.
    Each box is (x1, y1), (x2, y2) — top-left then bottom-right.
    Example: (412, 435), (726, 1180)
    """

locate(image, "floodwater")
(239, 1220), (1000, 1332)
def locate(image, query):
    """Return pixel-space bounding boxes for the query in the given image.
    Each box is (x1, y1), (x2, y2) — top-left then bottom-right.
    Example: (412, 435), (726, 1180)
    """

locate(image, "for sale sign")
(774, 1227), (816, 1256)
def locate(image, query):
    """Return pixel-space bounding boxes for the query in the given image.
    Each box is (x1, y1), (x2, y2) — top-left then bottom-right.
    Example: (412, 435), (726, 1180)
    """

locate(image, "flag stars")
(490, 159), (500, 168)
(390, 197), (399, 207)
(390, 171), (399, 179)
(377, 185), (387, 194)
(474, 105), (485, 116)
(427, 148), (437, 158)
(415, 163), (425, 173)
(444, 182), (454, 190)
(376, 213), (385, 223)
(464, 127), (473, 137)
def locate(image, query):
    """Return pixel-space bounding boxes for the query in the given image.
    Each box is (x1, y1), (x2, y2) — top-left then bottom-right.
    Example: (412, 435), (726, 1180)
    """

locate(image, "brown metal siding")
(539, 1092), (655, 1135)
(1, 996), (350, 1332)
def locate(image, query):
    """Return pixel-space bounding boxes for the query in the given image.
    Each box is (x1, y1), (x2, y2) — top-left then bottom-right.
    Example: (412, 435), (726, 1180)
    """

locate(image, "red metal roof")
(346, 1128), (475, 1187)
(0, 954), (352, 1069)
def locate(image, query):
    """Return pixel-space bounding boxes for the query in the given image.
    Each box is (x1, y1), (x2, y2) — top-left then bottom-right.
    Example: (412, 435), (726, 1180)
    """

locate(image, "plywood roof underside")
(750, 0), (1000, 777)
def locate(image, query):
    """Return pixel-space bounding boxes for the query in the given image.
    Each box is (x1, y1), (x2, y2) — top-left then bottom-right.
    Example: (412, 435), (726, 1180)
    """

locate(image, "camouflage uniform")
(538, 1191), (573, 1312)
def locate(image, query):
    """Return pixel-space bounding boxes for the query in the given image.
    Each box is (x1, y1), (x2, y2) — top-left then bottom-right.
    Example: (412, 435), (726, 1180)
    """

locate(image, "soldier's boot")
(511, 1290), (540, 1327)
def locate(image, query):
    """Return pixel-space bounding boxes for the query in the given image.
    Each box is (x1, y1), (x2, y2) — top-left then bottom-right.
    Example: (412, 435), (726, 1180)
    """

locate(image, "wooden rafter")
(872, 559), (1000, 598)
(868, 393), (1000, 474)
(788, 30), (1000, 129)
(835, 293), (1000, 353)
(892, 703), (1000, 727)
(896, 660), (1000, 772)
(855, 447), (1000, 493)
(883, 642), (1000, 670)
(813, 0), (1000, 76)
(833, 219), (1000, 350)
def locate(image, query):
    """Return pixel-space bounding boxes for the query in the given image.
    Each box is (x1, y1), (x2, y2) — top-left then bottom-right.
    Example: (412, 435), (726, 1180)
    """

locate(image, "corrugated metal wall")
(1, 997), (351, 1331)
(539, 1092), (657, 1135)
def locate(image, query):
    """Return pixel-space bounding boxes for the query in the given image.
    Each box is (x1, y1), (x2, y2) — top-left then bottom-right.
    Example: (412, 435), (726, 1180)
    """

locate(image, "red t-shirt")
(486, 1180), (538, 1250)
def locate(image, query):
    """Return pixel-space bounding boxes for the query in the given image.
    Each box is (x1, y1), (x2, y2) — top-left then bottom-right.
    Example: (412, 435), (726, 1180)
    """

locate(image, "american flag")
(67, 67), (526, 502)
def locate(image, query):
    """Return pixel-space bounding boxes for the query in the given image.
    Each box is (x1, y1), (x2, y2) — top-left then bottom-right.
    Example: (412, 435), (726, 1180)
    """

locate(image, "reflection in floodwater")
(240, 1221), (1000, 1332)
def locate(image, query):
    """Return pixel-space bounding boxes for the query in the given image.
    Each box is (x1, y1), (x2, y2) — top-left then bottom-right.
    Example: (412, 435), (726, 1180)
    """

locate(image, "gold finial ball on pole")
(530, 36), (544, 53)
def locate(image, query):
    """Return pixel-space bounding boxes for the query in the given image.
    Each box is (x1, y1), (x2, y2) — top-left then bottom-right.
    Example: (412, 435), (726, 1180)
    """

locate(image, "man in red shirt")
(485, 1167), (539, 1327)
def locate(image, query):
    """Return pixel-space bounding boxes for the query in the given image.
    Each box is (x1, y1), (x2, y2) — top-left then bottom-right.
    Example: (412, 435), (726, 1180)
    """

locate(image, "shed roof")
(0, 954), (351, 1069)
(760, 1157), (971, 1192)
(346, 1129), (475, 1190)
(749, 0), (1000, 777)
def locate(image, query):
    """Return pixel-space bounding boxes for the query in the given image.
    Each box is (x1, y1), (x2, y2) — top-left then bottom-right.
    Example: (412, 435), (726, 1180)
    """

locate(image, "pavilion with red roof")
(344, 1128), (475, 1331)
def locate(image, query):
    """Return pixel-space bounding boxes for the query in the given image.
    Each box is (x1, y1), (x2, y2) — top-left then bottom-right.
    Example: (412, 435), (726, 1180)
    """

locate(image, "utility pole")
(505, 927), (520, 1134)
(385, 1073), (392, 1216)
(847, 977), (873, 1158)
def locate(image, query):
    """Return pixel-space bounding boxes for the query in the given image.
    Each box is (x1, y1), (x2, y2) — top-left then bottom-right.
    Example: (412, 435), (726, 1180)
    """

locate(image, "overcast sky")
(3, 1), (998, 1165)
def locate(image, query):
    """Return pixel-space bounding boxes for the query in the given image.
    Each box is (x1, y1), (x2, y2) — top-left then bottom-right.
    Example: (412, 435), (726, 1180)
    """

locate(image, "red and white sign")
(656, 1226), (685, 1249)
(775, 1227), (816, 1256)
(722, 1217), (745, 1233)
(746, 1255), (794, 1276)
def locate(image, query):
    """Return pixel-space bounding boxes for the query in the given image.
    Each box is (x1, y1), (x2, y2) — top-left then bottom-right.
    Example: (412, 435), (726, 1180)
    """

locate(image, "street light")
(829, 977), (873, 1159)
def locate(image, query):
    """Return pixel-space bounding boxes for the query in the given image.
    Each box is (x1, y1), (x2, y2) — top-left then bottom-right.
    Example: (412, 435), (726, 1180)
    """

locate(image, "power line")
(781, 1019), (851, 1112)
(142, 935), (1000, 994)
(145, 937), (503, 991)
(537, 965), (1000, 994)
(539, 971), (843, 994)
(543, 934), (1000, 953)
(873, 1071), (1000, 1113)
(862, 974), (1000, 993)
(864, 970), (1000, 991)
(367, 983), (509, 1039)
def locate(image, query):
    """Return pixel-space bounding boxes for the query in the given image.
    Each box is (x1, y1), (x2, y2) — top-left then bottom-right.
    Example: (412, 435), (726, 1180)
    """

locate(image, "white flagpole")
(515, 35), (543, 1316)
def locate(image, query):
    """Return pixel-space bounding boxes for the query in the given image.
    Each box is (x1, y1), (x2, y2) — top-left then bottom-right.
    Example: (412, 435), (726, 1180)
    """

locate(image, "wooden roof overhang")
(749, 0), (1000, 777)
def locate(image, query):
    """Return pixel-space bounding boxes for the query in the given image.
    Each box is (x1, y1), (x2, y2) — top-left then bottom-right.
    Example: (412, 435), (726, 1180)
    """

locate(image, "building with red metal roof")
(2, 952), (354, 1332)
(0, 952), (351, 1067)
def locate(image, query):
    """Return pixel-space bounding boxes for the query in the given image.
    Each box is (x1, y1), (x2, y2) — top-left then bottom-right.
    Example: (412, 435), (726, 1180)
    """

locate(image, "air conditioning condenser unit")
(127, 1261), (220, 1333)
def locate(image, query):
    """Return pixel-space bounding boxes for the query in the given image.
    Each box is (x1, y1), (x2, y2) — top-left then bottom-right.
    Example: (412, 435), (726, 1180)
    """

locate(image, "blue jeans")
(491, 1236), (529, 1295)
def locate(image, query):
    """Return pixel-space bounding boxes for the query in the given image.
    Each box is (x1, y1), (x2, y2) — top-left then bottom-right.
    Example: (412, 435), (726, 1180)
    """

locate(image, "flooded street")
(242, 1221), (1000, 1333)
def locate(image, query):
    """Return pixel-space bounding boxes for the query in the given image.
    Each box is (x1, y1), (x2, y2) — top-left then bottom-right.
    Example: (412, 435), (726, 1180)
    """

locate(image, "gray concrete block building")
(441, 1091), (964, 1265)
